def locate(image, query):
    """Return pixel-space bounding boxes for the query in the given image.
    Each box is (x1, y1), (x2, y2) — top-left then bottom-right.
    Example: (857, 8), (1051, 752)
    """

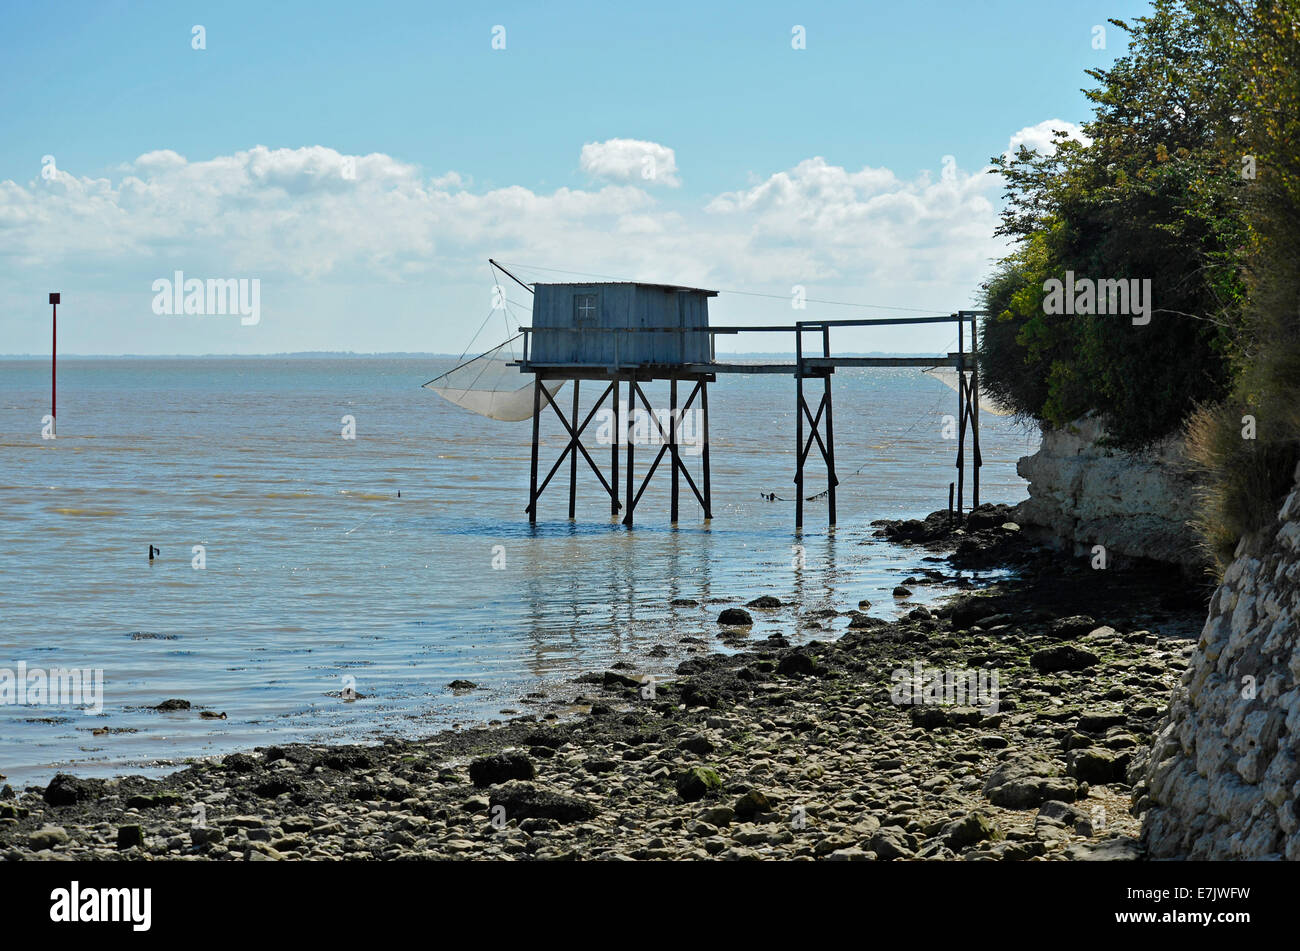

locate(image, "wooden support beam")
(798, 392), (829, 468)
(700, 380), (712, 519)
(670, 377), (679, 523)
(632, 442), (670, 511)
(623, 380), (635, 526)
(532, 447), (572, 503)
(610, 378), (620, 515)
(795, 376), (805, 530)
(791, 380), (840, 528)
(628, 380), (708, 512)
(969, 315), (982, 509)
(956, 321), (967, 520)
(538, 383), (617, 500)
(823, 327), (837, 526)
(528, 375), (541, 524)
(569, 380), (580, 519)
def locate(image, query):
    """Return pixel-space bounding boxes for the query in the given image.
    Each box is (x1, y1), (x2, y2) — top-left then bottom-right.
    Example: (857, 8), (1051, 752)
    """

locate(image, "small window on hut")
(573, 293), (598, 327)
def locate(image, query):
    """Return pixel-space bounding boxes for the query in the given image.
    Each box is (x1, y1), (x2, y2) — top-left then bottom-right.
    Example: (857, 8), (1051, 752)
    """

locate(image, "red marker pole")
(49, 292), (59, 436)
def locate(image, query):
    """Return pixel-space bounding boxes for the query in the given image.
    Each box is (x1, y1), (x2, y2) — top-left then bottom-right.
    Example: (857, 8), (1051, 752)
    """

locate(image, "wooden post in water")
(794, 328), (805, 530)
(528, 374), (542, 523)
(50, 293), (59, 436)
(955, 318), (967, 521)
(700, 379), (712, 519)
(968, 313), (982, 510)
(568, 380), (580, 519)
(670, 377), (679, 522)
(623, 376), (635, 526)
(822, 326), (837, 527)
(610, 377), (620, 515)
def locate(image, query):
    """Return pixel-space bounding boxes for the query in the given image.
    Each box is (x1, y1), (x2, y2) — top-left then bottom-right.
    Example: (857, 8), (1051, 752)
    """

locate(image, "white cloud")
(133, 149), (188, 172)
(1004, 119), (1092, 160)
(0, 145), (657, 281)
(0, 139), (1031, 352)
(703, 157), (1002, 286)
(7, 144), (1002, 288)
(579, 138), (680, 187)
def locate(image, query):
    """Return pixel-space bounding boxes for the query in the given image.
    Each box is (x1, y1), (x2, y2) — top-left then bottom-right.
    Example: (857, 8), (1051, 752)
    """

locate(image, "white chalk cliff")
(1012, 416), (1204, 569)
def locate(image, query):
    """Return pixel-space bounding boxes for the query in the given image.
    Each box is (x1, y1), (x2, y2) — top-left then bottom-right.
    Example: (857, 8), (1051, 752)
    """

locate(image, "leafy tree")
(979, 0), (1250, 448)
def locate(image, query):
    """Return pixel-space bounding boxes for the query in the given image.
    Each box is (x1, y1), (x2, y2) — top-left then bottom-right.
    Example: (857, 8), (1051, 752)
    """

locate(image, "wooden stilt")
(568, 379), (580, 519)
(623, 377), (635, 527)
(700, 380), (712, 519)
(670, 377), (679, 522)
(528, 374), (541, 524)
(795, 378), (805, 529)
(956, 320), (966, 520)
(823, 375), (837, 526)
(822, 327), (837, 527)
(610, 377), (620, 515)
(969, 314), (982, 509)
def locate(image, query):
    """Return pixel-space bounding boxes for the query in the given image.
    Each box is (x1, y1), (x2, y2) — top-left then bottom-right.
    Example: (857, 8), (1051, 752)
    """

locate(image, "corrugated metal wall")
(531, 284), (710, 366)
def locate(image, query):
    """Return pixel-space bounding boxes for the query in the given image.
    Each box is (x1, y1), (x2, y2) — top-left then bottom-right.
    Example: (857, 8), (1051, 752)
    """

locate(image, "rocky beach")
(0, 504), (1208, 862)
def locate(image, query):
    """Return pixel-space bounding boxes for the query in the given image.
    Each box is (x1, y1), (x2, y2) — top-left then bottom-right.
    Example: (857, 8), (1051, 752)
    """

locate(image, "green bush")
(979, 0), (1300, 572)
(979, 1), (1250, 449)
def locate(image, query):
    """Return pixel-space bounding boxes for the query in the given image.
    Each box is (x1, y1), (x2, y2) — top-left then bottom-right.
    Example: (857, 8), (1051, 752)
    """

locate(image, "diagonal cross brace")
(629, 380), (707, 510)
(525, 381), (616, 514)
(798, 391), (835, 477)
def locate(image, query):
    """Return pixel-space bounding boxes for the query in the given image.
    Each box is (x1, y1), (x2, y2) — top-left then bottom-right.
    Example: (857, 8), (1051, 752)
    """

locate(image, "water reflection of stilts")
(513, 522), (723, 682)
(789, 529), (840, 638)
(519, 522), (586, 681)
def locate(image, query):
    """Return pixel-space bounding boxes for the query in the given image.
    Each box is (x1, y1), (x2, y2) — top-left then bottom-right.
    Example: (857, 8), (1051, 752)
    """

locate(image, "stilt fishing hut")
(424, 260), (994, 530)
(520, 278), (718, 526)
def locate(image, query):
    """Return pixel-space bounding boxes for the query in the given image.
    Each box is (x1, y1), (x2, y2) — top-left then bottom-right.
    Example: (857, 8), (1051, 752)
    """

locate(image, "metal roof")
(532, 281), (718, 297)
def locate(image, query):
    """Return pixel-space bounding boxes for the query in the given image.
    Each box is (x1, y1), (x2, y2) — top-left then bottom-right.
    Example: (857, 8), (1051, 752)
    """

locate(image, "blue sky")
(0, 0), (1152, 355)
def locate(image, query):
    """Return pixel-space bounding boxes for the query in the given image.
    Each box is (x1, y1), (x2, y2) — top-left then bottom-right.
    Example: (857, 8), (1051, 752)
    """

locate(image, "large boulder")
(943, 594), (1002, 628)
(982, 755), (1078, 809)
(941, 811), (1002, 849)
(675, 766), (723, 802)
(1030, 645), (1100, 673)
(718, 608), (753, 627)
(469, 751), (536, 788)
(1048, 615), (1099, 640)
(43, 774), (103, 807)
(1067, 748), (1128, 785)
(488, 782), (596, 824)
(868, 826), (915, 860)
(28, 826), (70, 850)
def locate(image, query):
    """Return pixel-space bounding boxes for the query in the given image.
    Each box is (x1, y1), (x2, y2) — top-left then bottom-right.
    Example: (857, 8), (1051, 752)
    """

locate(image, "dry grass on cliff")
(1184, 227), (1300, 574)
(1185, 403), (1297, 573)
